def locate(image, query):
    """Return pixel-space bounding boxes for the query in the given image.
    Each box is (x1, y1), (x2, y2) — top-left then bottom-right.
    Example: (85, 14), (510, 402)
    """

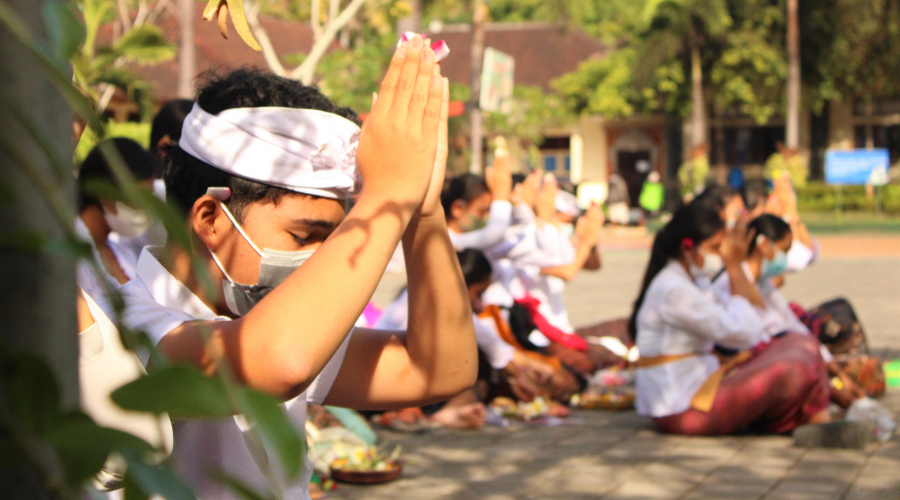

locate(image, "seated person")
(742, 178), (817, 274)
(630, 202), (830, 436)
(76, 138), (156, 316)
(121, 42), (477, 500)
(441, 153), (513, 251)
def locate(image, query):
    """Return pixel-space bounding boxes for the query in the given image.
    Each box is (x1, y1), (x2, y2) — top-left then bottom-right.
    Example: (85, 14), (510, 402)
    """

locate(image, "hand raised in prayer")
(515, 170), (541, 210)
(485, 149), (512, 202)
(720, 217), (755, 268)
(535, 174), (558, 222)
(576, 204), (603, 246)
(356, 37), (444, 210)
(770, 177), (798, 218)
(417, 77), (450, 218)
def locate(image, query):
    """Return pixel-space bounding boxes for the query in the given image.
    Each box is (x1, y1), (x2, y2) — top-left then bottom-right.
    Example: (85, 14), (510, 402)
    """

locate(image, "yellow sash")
(636, 350), (753, 412)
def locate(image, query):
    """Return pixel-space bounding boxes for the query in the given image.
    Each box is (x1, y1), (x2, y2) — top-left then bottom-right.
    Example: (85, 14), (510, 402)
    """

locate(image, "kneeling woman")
(630, 203), (830, 435)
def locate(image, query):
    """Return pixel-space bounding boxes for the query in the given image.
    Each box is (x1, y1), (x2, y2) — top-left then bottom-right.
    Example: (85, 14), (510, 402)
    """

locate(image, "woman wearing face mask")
(76, 138), (156, 315)
(441, 154), (512, 251)
(711, 215), (868, 408)
(629, 203), (831, 435)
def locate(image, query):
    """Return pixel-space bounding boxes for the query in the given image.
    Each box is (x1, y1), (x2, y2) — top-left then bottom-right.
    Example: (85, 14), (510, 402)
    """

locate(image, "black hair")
(511, 173), (526, 187)
(457, 248), (493, 287)
(440, 173), (490, 220)
(747, 214), (791, 255)
(694, 184), (738, 213)
(627, 202), (724, 339)
(78, 137), (156, 211)
(161, 68), (360, 222)
(740, 179), (769, 212)
(150, 99), (194, 154)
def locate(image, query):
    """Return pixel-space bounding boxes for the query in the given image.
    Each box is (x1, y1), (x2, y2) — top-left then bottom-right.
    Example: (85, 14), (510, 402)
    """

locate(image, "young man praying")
(120, 38), (476, 499)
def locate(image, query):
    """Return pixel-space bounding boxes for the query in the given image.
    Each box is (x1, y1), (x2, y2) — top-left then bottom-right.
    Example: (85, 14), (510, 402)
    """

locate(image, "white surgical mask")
(104, 201), (151, 238)
(207, 202), (315, 316)
(689, 248), (724, 281)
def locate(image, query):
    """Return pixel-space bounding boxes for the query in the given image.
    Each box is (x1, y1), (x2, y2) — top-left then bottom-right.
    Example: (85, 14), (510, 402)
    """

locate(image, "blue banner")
(825, 149), (890, 185)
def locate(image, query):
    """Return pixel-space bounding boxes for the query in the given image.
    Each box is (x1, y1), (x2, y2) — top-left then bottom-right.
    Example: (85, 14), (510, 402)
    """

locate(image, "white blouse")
(634, 261), (765, 417)
(448, 200), (513, 251)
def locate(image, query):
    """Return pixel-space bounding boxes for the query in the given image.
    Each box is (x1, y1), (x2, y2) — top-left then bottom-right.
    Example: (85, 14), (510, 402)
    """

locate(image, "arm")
(540, 205), (602, 281)
(660, 281), (766, 350)
(719, 218), (765, 308)
(325, 78), (478, 409)
(156, 39), (444, 399)
(447, 199), (513, 250)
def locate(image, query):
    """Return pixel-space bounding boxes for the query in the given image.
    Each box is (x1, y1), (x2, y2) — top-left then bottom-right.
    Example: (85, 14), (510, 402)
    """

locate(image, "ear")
(191, 195), (228, 251)
(450, 199), (467, 220)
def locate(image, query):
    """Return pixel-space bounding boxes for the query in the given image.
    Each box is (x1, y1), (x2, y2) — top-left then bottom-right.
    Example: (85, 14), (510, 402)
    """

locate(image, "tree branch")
(116, 0), (133, 31)
(291, 0), (369, 83)
(311, 0), (322, 39)
(245, 0), (287, 76)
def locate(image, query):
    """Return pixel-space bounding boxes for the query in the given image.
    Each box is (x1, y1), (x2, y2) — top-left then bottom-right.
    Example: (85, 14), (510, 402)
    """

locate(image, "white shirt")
(448, 200), (513, 251)
(634, 261), (765, 417)
(373, 289), (514, 370)
(120, 247), (351, 500)
(711, 262), (832, 363)
(75, 217), (140, 318)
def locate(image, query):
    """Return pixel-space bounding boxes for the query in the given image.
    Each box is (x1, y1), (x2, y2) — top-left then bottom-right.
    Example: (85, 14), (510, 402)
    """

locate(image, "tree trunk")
(178, 0), (196, 98)
(689, 41), (707, 155)
(0, 0), (78, 496)
(785, 0), (800, 152)
(396, 0), (421, 35)
(469, 0), (486, 174)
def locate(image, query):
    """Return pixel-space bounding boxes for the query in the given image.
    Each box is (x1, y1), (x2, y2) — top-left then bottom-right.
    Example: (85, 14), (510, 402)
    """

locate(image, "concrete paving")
(344, 238), (900, 500)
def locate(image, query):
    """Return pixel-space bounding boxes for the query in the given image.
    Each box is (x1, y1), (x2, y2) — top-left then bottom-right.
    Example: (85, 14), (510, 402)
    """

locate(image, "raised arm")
(156, 38), (443, 399)
(326, 77), (479, 409)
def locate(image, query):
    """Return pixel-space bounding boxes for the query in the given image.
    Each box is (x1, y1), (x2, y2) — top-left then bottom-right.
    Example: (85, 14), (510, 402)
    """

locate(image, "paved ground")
(348, 234), (900, 500)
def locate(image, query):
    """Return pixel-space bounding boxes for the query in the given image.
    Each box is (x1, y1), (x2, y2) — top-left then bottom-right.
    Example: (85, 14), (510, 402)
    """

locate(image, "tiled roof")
(427, 22), (608, 90)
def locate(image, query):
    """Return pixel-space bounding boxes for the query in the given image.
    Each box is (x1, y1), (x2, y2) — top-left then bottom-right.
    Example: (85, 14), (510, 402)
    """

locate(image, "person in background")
(630, 202), (830, 435)
(606, 173), (630, 226)
(711, 214), (867, 408)
(441, 153), (513, 251)
(121, 40), (477, 499)
(149, 98), (194, 169)
(695, 184), (745, 229)
(76, 138), (156, 316)
(639, 171), (665, 219)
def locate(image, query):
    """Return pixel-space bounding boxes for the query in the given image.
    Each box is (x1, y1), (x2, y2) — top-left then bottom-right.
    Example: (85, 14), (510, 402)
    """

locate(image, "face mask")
(560, 223), (575, 240)
(689, 248), (724, 280)
(104, 201), (151, 238)
(459, 208), (488, 232)
(208, 202), (315, 316)
(760, 247), (788, 280)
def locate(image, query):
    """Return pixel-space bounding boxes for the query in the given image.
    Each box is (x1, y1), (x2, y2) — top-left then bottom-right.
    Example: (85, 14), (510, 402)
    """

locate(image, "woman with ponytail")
(630, 203), (831, 435)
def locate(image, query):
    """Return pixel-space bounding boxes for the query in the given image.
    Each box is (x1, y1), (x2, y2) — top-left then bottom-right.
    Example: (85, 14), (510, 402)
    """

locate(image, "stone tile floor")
(347, 240), (900, 500)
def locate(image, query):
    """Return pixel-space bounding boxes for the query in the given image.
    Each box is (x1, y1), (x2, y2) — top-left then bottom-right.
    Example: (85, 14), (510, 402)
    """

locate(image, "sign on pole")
(479, 47), (515, 114)
(825, 149), (890, 185)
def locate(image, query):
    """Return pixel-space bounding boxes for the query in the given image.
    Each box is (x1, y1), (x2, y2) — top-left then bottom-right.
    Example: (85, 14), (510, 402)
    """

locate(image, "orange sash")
(479, 305), (561, 371)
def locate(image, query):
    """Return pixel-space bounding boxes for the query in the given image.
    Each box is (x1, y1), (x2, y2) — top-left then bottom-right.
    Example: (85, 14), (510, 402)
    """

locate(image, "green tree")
(72, 0), (177, 119)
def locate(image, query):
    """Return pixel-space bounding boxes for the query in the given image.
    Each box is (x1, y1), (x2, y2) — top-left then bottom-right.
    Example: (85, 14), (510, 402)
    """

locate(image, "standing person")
(606, 173), (630, 225)
(639, 171), (665, 219)
(630, 202), (830, 435)
(76, 138), (156, 316)
(121, 39), (476, 500)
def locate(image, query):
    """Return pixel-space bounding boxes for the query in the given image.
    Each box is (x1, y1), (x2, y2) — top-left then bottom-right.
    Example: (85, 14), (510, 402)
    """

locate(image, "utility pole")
(786, 0), (800, 152)
(178, 0), (196, 98)
(469, 0), (486, 173)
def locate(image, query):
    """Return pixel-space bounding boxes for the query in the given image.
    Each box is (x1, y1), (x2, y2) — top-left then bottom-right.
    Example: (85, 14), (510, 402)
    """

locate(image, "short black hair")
(150, 98), (194, 153)
(161, 68), (360, 222)
(78, 137), (156, 211)
(748, 214), (791, 255)
(741, 179), (770, 212)
(440, 173), (489, 220)
(457, 248), (493, 287)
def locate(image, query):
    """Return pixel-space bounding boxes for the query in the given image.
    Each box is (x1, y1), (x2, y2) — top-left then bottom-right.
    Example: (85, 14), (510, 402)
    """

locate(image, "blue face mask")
(760, 248), (788, 280)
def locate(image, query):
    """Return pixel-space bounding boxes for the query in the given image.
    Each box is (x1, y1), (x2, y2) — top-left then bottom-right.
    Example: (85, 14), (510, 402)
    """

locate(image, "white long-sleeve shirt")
(448, 200), (513, 251)
(373, 289), (515, 370)
(635, 261), (765, 417)
(711, 262), (832, 362)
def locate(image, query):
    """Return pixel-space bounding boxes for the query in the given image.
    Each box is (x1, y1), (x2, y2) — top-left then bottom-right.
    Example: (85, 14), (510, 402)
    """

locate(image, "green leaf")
(42, 0), (86, 63)
(238, 388), (306, 480)
(41, 412), (138, 486)
(113, 25), (177, 65)
(210, 470), (276, 500)
(111, 365), (233, 419)
(120, 448), (196, 500)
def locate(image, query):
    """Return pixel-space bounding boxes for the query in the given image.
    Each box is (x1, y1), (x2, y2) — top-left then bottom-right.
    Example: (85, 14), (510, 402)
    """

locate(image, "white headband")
(179, 103), (361, 199)
(555, 191), (582, 218)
